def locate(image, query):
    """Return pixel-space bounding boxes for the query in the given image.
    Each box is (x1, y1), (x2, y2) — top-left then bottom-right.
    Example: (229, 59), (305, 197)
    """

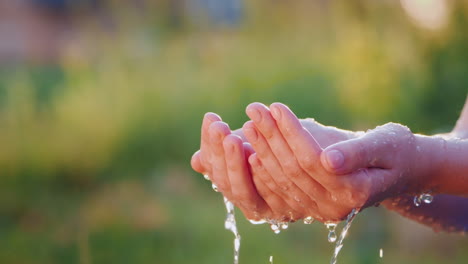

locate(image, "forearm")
(382, 96), (468, 232)
(382, 194), (468, 233)
(415, 135), (468, 196)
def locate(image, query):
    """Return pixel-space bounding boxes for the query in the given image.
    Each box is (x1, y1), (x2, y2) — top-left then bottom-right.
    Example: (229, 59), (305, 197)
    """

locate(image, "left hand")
(244, 103), (420, 222)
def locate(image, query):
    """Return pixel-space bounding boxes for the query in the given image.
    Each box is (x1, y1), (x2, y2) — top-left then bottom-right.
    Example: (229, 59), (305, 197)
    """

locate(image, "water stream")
(329, 209), (359, 264)
(208, 172), (434, 264)
(224, 197), (241, 264)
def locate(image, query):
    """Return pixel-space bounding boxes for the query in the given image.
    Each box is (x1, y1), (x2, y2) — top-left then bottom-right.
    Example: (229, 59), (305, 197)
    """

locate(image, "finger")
(243, 121), (318, 218)
(243, 142), (255, 158)
(320, 132), (391, 175)
(201, 113), (222, 171)
(223, 134), (267, 217)
(191, 150), (205, 174)
(269, 103), (325, 181)
(249, 153), (299, 221)
(300, 118), (354, 148)
(209, 121), (232, 194)
(246, 103), (327, 200)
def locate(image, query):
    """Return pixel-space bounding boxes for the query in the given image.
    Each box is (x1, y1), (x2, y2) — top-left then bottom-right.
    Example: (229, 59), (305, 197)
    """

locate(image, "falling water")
(224, 197), (241, 264)
(329, 209), (359, 264)
(325, 223), (338, 243)
(205, 173), (361, 264)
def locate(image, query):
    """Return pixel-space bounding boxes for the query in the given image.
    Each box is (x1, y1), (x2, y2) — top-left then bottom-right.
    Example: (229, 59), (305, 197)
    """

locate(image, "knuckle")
(298, 155), (315, 172)
(282, 159), (301, 177)
(253, 174), (272, 188)
(262, 129), (274, 140)
(275, 179), (294, 192)
(225, 160), (239, 172)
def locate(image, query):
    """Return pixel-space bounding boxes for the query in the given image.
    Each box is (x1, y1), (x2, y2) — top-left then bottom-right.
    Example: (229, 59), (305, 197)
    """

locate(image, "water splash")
(379, 248), (383, 258)
(329, 208), (359, 264)
(224, 197), (241, 264)
(269, 255), (274, 264)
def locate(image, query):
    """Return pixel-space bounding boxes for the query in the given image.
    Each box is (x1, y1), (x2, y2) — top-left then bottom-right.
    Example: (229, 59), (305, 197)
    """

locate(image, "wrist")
(408, 134), (443, 194)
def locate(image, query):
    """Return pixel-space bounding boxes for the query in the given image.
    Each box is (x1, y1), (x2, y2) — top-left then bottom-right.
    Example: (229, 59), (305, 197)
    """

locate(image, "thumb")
(320, 134), (388, 175)
(191, 150), (206, 174)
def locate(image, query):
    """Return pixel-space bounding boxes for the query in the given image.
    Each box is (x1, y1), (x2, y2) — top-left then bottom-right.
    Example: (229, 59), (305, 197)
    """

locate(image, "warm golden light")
(400, 0), (450, 30)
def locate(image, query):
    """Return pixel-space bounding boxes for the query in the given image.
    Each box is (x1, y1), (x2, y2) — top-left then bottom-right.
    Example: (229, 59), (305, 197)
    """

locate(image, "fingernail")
(271, 106), (281, 120)
(224, 139), (235, 153)
(204, 113), (215, 122)
(245, 127), (258, 141)
(325, 150), (345, 170)
(210, 129), (222, 142)
(248, 108), (261, 123)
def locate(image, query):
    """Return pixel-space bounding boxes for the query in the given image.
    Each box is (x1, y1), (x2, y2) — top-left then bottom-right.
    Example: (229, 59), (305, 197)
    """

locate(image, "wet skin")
(192, 101), (468, 232)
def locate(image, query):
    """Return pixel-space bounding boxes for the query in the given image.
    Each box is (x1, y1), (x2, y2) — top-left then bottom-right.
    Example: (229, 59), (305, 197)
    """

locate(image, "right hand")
(190, 110), (359, 221)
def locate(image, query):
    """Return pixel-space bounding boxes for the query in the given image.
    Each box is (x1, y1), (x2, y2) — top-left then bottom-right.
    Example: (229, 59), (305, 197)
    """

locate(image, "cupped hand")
(190, 110), (360, 222)
(190, 113), (275, 220)
(245, 103), (419, 222)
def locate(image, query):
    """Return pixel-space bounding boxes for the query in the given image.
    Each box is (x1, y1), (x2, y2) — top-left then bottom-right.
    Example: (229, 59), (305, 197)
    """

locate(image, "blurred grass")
(0, 0), (467, 263)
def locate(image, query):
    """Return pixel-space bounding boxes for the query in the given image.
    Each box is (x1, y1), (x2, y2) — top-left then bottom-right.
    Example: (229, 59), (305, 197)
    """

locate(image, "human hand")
(190, 111), (358, 221)
(245, 103), (422, 222)
(190, 113), (275, 220)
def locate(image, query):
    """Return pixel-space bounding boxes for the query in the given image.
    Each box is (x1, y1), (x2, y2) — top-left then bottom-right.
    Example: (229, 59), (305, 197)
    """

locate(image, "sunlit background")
(0, 0), (467, 263)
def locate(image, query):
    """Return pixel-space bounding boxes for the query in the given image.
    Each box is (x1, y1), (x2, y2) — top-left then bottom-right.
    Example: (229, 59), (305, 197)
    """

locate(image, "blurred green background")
(0, 0), (467, 263)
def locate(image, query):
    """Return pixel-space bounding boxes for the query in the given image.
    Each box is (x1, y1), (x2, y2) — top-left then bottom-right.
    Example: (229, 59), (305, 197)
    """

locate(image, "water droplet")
(414, 192), (433, 206)
(212, 183), (219, 192)
(413, 195), (421, 207)
(288, 211), (295, 221)
(326, 222), (338, 243)
(294, 196), (301, 202)
(203, 174), (210, 181)
(270, 223), (281, 234)
(328, 231), (337, 243)
(303, 216), (315, 224)
(281, 222), (289, 230)
(325, 222), (337, 231)
(421, 193), (433, 204)
(249, 219), (267, 225)
(379, 248), (383, 258)
(269, 256), (274, 264)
